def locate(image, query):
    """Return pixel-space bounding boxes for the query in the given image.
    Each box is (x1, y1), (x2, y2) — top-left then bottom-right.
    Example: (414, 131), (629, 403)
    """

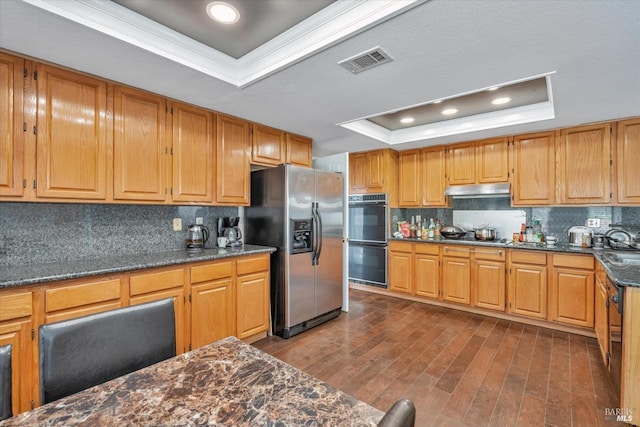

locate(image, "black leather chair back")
(377, 399), (416, 427)
(39, 298), (176, 404)
(0, 344), (12, 421)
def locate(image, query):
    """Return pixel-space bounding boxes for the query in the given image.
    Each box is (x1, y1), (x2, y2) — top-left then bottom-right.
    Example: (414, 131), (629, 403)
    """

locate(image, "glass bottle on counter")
(435, 219), (442, 239)
(409, 216), (417, 238)
(427, 218), (436, 239)
(416, 218), (422, 238)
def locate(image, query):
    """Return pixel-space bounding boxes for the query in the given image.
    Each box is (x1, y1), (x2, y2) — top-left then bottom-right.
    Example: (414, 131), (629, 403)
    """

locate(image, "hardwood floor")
(253, 289), (623, 427)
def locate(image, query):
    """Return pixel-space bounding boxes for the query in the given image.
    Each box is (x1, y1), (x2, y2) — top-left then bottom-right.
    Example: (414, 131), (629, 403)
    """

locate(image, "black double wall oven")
(348, 193), (388, 288)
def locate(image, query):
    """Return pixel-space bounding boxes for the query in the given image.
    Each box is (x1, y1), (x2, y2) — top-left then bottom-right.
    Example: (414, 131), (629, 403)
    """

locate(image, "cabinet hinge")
(610, 192), (613, 199)
(606, 297), (610, 308)
(170, 187), (173, 195)
(31, 328), (35, 340)
(170, 147), (174, 155)
(23, 179), (27, 189)
(23, 67), (28, 78)
(33, 70), (38, 80)
(33, 125), (37, 135)
(610, 159), (613, 166)
(189, 294), (192, 303)
(30, 400), (35, 410)
(33, 179), (37, 189)
(23, 122), (27, 132)
(189, 344), (192, 351)
(605, 351), (610, 361)
(509, 302), (512, 308)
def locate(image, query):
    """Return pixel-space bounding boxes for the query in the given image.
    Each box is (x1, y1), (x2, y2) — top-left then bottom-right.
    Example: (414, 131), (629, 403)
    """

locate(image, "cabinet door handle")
(475, 249), (504, 256)
(444, 247), (472, 253)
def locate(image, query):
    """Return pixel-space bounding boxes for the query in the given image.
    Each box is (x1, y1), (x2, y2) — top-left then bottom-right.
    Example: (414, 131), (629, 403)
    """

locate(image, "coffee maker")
(217, 217), (243, 248)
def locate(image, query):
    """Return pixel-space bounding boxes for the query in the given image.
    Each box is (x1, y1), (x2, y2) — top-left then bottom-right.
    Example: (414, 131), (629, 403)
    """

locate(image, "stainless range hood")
(444, 183), (511, 198)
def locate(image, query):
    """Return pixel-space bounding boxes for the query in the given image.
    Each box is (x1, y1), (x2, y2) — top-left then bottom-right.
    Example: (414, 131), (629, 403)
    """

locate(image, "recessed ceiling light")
(206, 1), (240, 24)
(400, 117), (415, 124)
(433, 99), (442, 104)
(442, 108), (458, 115)
(492, 97), (512, 105)
(488, 86), (500, 91)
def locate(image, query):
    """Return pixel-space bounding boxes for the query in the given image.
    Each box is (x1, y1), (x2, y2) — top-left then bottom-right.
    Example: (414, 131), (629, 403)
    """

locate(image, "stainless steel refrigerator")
(245, 164), (343, 338)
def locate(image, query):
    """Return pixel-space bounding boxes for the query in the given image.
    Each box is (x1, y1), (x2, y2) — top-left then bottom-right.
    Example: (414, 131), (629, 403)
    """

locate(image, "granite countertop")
(390, 237), (640, 288)
(0, 336), (383, 426)
(0, 244), (276, 289)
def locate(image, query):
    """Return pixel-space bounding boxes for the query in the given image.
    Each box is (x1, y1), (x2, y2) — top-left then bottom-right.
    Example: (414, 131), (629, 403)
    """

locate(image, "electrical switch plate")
(173, 218), (182, 231)
(587, 218), (601, 228)
(195, 217), (203, 225)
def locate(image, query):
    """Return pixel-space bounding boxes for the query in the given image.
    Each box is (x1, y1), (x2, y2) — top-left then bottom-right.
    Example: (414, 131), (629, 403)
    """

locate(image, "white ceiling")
(1, 0), (639, 158)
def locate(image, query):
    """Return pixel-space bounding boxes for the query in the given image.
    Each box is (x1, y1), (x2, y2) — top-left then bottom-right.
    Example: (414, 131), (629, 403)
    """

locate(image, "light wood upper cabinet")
(286, 133), (312, 167)
(349, 149), (398, 204)
(170, 102), (214, 203)
(447, 142), (475, 185)
(36, 64), (108, 200)
(476, 137), (509, 183)
(398, 147), (448, 207)
(216, 114), (250, 205)
(511, 131), (555, 206)
(422, 146), (448, 206)
(0, 52), (24, 197)
(251, 124), (285, 167)
(556, 123), (612, 205)
(615, 118), (640, 204)
(398, 149), (421, 206)
(349, 152), (367, 192)
(446, 137), (508, 187)
(113, 85), (167, 201)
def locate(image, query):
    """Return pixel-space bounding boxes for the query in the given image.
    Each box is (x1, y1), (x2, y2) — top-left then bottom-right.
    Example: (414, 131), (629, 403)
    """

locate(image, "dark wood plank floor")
(254, 289), (624, 427)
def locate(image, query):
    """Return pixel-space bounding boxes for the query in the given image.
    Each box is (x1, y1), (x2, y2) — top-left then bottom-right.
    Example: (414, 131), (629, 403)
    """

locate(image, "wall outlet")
(587, 218), (601, 228)
(195, 217), (203, 225)
(173, 218), (182, 231)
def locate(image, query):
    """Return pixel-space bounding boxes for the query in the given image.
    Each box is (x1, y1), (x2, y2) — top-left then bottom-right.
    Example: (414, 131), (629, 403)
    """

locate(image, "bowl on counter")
(545, 235), (558, 246)
(441, 226), (467, 240)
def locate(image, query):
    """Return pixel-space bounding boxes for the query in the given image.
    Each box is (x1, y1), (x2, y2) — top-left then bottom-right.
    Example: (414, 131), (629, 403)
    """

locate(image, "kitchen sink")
(601, 251), (640, 266)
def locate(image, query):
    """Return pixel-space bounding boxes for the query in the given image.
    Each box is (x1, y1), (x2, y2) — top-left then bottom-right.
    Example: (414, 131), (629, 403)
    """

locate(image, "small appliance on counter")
(186, 224), (210, 250)
(568, 226), (593, 247)
(217, 217), (243, 248)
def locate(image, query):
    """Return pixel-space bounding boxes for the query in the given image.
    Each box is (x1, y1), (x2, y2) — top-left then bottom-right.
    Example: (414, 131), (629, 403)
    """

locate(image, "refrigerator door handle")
(311, 202), (319, 266)
(315, 203), (323, 264)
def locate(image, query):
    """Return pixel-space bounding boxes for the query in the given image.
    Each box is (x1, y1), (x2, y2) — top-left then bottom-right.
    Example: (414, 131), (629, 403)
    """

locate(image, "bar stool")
(0, 344), (11, 421)
(377, 399), (416, 427)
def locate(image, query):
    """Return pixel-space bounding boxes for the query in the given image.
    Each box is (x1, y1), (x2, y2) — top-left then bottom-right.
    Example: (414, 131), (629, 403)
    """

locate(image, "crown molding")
(22, 0), (425, 87)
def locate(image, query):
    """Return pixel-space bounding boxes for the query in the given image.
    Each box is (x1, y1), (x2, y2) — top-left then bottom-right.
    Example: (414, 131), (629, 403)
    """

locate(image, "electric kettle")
(186, 224), (210, 249)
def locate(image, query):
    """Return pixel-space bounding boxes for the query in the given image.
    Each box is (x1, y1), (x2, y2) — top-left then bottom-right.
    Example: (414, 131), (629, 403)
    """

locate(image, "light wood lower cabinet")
(236, 255), (270, 339)
(190, 261), (235, 349)
(43, 277), (124, 324)
(0, 253), (271, 415)
(129, 267), (186, 354)
(441, 246), (471, 305)
(473, 248), (506, 312)
(0, 292), (34, 415)
(508, 250), (548, 320)
(414, 244), (440, 299)
(550, 254), (595, 328)
(594, 261), (609, 367)
(388, 241), (413, 294)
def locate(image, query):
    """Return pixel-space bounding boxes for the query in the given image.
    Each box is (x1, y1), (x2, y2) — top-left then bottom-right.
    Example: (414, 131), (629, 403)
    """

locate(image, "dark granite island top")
(0, 244), (276, 289)
(0, 336), (383, 426)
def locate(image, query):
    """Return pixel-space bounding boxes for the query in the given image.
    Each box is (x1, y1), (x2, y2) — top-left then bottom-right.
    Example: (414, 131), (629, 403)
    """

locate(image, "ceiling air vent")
(338, 47), (393, 74)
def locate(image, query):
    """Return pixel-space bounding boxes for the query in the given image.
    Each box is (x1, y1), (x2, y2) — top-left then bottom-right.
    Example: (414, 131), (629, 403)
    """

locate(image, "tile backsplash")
(391, 198), (640, 242)
(0, 203), (238, 266)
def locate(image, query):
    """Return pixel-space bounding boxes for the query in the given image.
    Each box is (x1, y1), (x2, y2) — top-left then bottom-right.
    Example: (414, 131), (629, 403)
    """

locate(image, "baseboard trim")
(349, 282), (596, 338)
